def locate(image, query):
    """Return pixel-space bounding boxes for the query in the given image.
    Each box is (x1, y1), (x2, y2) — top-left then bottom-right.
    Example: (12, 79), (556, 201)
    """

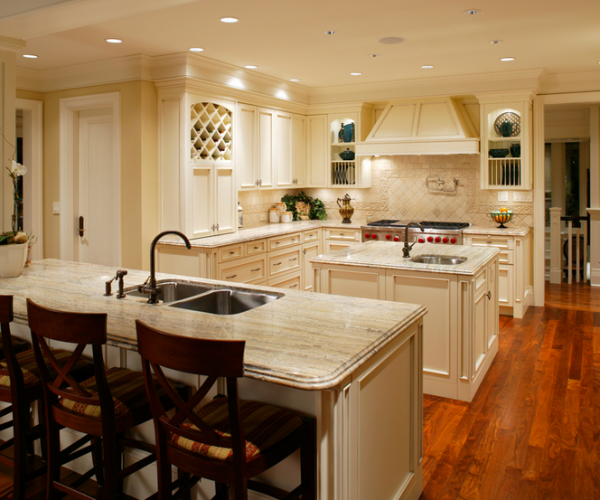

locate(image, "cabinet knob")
(229, 251), (235, 254)
(486, 291), (492, 300)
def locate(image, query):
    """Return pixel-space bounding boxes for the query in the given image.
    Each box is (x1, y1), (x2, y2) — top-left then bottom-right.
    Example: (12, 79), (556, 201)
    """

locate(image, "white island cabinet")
(1, 259), (426, 500)
(312, 242), (500, 402)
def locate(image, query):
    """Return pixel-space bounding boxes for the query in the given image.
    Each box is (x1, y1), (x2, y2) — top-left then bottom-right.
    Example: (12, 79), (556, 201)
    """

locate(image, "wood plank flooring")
(421, 282), (600, 500)
(0, 282), (597, 499)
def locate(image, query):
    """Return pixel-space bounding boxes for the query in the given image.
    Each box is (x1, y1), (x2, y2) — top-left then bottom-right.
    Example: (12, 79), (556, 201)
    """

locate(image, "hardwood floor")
(421, 282), (600, 500)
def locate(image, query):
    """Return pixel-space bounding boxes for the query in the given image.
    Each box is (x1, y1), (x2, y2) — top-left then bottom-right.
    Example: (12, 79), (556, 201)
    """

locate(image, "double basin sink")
(410, 254), (467, 265)
(125, 280), (282, 315)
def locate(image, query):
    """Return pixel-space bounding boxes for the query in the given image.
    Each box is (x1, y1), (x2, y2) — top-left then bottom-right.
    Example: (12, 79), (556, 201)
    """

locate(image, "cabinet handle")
(251, 268), (261, 272)
(290, 284), (298, 288)
(274, 262), (282, 266)
(486, 291), (492, 300)
(226, 275), (237, 279)
(290, 258), (297, 262)
(259, 179), (262, 186)
(229, 251), (235, 254)
(211, 224), (216, 231)
(255, 180), (259, 186)
(276, 242), (280, 245)
(254, 246), (259, 250)
(303, 249), (306, 254)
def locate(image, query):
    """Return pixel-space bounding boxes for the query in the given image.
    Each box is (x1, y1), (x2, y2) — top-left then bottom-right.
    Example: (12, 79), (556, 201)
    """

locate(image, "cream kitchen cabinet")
(158, 91), (236, 239)
(465, 230), (531, 318)
(306, 115), (328, 187)
(217, 253), (267, 285)
(301, 229), (321, 292)
(315, 264), (387, 300)
(324, 227), (361, 252)
(292, 114), (306, 187)
(274, 110), (294, 188)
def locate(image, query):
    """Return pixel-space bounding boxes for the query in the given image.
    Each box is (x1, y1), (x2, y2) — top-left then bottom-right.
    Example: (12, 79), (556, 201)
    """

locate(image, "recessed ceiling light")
(350, 72), (362, 76)
(324, 30), (336, 35)
(189, 47), (204, 52)
(378, 37), (405, 45)
(289, 78), (301, 82)
(220, 17), (238, 23)
(490, 40), (502, 44)
(368, 54), (379, 58)
(463, 9), (480, 15)
(421, 65), (434, 69)
(500, 57), (515, 62)
(22, 54), (38, 59)
(105, 38), (122, 44)
(245, 65), (258, 69)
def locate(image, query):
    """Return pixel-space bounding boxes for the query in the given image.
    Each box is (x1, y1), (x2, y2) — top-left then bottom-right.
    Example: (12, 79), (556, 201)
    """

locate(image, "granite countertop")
(311, 241), (500, 276)
(463, 225), (531, 236)
(0, 259), (425, 391)
(158, 220), (365, 249)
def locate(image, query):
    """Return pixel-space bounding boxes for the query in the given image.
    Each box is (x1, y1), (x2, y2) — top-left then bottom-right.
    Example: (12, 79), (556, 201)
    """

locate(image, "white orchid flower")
(10, 160), (27, 177)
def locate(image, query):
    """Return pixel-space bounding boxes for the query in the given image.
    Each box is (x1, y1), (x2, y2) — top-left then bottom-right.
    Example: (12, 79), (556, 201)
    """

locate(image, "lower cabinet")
(302, 239), (321, 291)
(267, 270), (301, 290)
(324, 228), (361, 253)
(217, 254), (267, 285)
(313, 258), (500, 402)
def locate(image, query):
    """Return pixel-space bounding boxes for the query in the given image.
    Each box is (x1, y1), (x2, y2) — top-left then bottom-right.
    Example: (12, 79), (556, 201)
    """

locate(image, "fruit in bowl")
(489, 210), (513, 228)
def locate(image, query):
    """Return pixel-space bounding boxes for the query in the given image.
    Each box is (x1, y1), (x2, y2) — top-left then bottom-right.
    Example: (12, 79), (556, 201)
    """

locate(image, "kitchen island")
(0, 259), (426, 500)
(311, 242), (500, 402)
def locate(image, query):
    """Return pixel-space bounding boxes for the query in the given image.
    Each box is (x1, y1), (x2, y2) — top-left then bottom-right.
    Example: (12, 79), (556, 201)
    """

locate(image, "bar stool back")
(27, 298), (165, 500)
(136, 320), (316, 500)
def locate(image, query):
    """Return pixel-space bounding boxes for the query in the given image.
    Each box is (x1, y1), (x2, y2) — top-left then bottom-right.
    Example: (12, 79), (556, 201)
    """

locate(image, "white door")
(77, 108), (120, 266)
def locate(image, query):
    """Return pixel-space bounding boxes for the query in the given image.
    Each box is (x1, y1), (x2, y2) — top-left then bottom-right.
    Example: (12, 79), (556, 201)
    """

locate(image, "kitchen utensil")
(337, 194), (354, 223)
(489, 149), (510, 157)
(488, 210), (513, 228)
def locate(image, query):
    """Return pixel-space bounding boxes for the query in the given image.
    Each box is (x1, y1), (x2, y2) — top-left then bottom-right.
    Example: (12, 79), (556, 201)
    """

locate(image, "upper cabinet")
(237, 104), (305, 190)
(477, 93), (533, 190)
(329, 112), (371, 189)
(306, 115), (328, 187)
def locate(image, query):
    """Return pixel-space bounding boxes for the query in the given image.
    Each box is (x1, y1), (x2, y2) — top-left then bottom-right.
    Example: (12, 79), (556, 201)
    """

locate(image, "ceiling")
(3, 0), (600, 89)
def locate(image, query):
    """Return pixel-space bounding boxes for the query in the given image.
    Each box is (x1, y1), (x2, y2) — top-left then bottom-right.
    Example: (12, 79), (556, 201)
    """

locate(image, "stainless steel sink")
(169, 289), (280, 315)
(410, 255), (467, 265)
(124, 280), (213, 303)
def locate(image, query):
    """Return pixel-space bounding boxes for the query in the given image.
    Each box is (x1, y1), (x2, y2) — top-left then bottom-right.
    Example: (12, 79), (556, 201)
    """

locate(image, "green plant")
(281, 191), (327, 221)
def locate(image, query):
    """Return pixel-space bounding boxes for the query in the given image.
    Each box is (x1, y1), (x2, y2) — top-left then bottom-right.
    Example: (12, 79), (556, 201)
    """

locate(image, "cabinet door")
(274, 111), (294, 188)
(237, 104), (258, 190)
(215, 165), (235, 235)
(190, 165), (214, 239)
(306, 115), (328, 187)
(293, 114), (306, 187)
(487, 262), (499, 349)
(498, 263), (514, 307)
(321, 265), (386, 300)
(302, 240), (321, 292)
(473, 285), (487, 375)
(258, 108), (274, 188)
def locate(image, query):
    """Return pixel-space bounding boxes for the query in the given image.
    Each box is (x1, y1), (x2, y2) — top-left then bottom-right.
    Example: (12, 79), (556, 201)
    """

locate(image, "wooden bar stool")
(27, 298), (176, 500)
(0, 295), (94, 500)
(136, 320), (316, 500)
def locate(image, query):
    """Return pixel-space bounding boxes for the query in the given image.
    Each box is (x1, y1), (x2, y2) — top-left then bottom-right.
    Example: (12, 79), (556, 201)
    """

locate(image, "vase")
(0, 244), (28, 278)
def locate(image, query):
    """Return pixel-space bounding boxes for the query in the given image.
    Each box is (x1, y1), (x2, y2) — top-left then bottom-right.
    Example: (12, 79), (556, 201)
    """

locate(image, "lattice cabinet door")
(190, 102), (233, 162)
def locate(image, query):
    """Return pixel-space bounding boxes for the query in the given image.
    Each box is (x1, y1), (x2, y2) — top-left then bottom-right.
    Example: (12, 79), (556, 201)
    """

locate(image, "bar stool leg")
(92, 437), (104, 486)
(46, 416), (62, 500)
(12, 400), (29, 500)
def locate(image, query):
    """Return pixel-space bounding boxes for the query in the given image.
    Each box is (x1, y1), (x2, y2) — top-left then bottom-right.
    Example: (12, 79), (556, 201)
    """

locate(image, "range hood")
(355, 97), (480, 156)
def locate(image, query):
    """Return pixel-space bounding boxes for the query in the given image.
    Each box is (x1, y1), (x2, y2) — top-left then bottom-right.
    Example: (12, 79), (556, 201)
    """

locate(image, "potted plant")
(0, 159), (33, 278)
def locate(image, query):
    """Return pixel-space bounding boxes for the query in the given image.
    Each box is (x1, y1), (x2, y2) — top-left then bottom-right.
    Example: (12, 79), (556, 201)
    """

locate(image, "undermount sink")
(410, 254), (467, 265)
(125, 279), (282, 314)
(124, 280), (212, 303)
(168, 289), (280, 315)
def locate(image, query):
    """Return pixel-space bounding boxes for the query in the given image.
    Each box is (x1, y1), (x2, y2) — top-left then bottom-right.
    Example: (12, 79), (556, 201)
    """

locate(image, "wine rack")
(190, 102), (232, 162)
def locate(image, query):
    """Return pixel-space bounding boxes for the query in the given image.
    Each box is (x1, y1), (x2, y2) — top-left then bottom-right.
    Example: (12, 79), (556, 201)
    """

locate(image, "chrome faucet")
(403, 222), (424, 258)
(140, 231), (192, 304)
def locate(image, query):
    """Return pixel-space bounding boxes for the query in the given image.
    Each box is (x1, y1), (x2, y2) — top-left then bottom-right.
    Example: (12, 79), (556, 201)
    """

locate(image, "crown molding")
(306, 101), (374, 115)
(307, 68), (547, 105)
(0, 35), (26, 53)
(540, 70), (600, 95)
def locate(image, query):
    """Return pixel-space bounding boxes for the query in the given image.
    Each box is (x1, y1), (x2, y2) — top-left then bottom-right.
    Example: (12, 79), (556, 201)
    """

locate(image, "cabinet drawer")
(269, 233), (302, 250)
(217, 255), (267, 284)
(497, 249), (514, 265)
(324, 241), (358, 253)
(245, 239), (267, 256)
(326, 228), (358, 241)
(302, 229), (320, 243)
(268, 270), (301, 290)
(218, 243), (245, 263)
(268, 246), (302, 278)
(468, 235), (514, 250)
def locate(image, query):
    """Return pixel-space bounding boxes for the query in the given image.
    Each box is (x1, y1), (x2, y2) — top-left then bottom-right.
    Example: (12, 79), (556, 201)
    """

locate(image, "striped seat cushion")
(0, 348), (89, 388)
(59, 367), (151, 418)
(171, 398), (303, 462)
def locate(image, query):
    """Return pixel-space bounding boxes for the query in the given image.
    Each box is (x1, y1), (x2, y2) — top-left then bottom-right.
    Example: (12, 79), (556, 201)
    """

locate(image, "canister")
(281, 211), (292, 223)
(269, 208), (280, 223)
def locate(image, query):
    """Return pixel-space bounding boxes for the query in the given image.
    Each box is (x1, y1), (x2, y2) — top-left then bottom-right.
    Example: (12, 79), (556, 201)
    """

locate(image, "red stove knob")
(365, 233), (371, 239)
(435, 237), (441, 243)
(427, 236), (433, 243)
(372, 233), (378, 239)
(450, 238), (457, 244)
(393, 236), (400, 242)
(442, 237), (449, 243)
(418, 238), (425, 243)
(386, 234), (391, 240)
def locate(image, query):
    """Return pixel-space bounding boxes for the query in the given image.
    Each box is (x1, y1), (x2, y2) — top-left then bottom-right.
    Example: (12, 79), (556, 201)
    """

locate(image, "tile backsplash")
(238, 155), (533, 229)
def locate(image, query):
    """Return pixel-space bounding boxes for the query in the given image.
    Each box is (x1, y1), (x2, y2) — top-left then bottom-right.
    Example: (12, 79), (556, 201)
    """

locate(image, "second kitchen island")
(312, 242), (500, 402)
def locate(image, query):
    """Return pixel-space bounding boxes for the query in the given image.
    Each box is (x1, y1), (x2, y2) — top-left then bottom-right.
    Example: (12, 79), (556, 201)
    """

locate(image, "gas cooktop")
(366, 220), (470, 230)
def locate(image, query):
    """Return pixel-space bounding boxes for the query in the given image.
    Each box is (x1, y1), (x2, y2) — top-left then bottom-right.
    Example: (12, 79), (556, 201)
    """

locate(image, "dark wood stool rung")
(117, 451), (156, 479)
(0, 418), (14, 432)
(53, 479), (96, 500)
(0, 404), (13, 418)
(0, 436), (14, 453)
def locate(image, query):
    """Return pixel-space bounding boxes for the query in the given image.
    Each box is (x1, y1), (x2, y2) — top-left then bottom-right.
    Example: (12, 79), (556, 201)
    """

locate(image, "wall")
(240, 155), (534, 228)
(37, 80), (158, 269)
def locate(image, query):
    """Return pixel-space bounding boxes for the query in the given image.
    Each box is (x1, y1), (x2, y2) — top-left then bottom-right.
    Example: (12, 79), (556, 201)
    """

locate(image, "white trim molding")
(587, 208), (600, 287)
(59, 92), (121, 264)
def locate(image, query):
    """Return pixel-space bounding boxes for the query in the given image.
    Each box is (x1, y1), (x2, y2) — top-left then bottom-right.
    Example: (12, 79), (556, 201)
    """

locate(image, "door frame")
(59, 92), (121, 263)
(15, 98), (43, 261)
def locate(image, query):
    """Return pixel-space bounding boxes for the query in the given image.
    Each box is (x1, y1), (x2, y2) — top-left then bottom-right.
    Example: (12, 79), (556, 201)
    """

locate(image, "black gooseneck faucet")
(403, 222), (424, 258)
(140, 231), (192, 303)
